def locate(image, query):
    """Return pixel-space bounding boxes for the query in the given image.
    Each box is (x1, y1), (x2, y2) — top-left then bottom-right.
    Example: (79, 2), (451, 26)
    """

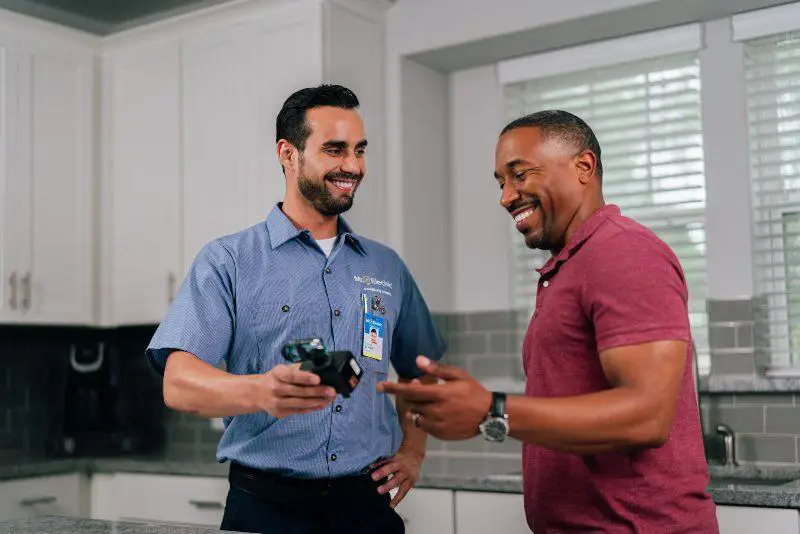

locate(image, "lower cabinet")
(716, 505), (800, 534)
(90, 473), (229, 527)
(454, 491), (530, 534)
(396, 488), (455, 534)
(0, 474), (88, 521)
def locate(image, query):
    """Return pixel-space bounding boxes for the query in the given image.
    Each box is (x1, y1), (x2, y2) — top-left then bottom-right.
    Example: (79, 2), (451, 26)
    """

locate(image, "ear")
(277, 140), (299, 174)
(575, 150), (597, 185)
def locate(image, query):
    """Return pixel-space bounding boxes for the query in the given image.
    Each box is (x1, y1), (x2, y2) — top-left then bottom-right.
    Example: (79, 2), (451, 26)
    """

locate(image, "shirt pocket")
(251, 298), (326, 375)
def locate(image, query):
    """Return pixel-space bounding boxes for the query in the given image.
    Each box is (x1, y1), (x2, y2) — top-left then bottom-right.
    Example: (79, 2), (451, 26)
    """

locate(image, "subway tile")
(483, 456), (522, 476)
(420, 455), (447, 476)
(446, 456), (491, 478)
(425, 437), (448, 452)
(432, 314), (449, 336)
(469, 311), (517, 332)
(710, 351), (755, 375)
(165, 443), (198, 462)
(195, 444), (219, 463)
(489, 332), (515, 354)
(735, 393), (794, 406)
(706, 406), (763, 434)
(448, 436), (485, 453)
(707, 299), (754, 322)
(766, 407), (800, 434)
(199, 426), (224, 445)
(702, 394), (736, 406)
(447, 333), (488, 355)
(737, 435), (796, 463)
(449, 315), (471, 333)
(469, 354), (513, 380)
(483, 437), (522, 456)
(709, 326), (736, 349)
(736, 324), (754, 348)
(166, 426), (197, 444)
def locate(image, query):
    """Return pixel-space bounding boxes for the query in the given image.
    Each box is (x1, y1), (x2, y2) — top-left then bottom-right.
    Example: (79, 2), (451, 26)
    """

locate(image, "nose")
(341, 152), (361, 175)
(500, 180), (520, 210)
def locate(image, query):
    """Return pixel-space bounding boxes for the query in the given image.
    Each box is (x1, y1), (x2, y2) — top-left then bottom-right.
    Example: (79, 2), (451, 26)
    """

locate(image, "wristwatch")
(479, 392), (509, 442)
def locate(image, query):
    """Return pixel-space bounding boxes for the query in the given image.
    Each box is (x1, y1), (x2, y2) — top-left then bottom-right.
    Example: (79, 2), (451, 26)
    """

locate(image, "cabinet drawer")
(0, 474), (85, 521)
(113, 473), (229, 526)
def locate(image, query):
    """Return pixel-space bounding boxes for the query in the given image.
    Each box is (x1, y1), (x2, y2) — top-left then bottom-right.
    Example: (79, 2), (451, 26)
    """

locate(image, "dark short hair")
(501, 110), (603, 180)
(370, 328), (377, 334)
(276, 84), (360, 151)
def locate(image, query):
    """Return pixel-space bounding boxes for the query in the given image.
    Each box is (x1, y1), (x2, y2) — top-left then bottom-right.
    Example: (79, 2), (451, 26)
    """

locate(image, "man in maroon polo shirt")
(379, 110), (718, 532)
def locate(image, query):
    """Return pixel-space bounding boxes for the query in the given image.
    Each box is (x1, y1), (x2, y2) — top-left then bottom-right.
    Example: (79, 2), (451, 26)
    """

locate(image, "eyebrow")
(321, 139), (369, 150)
(494, 158), (528, 179)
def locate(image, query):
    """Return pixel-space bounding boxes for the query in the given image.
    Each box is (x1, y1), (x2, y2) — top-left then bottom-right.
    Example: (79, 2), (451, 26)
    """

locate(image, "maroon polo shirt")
(521, 204), (718, 533)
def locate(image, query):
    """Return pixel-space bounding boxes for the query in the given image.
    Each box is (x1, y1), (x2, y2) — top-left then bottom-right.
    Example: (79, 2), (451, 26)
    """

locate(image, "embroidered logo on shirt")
(353, 274), (393, 289)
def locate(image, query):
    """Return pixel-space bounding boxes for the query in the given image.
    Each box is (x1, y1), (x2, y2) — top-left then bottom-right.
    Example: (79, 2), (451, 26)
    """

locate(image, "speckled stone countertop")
(0, 517), (242, 533)
(5, 458), (800, 508)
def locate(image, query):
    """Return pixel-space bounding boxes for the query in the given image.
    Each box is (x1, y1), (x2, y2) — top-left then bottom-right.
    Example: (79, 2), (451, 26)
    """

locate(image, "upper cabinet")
(0, 28), (95, 325)
(101, 0), (387, 326)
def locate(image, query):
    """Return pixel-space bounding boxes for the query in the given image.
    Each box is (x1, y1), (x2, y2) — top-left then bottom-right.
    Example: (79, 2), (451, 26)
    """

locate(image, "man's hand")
(369, 448), (424, 508)
(256, 364), (337, 418)
(378, 356), (492, 440)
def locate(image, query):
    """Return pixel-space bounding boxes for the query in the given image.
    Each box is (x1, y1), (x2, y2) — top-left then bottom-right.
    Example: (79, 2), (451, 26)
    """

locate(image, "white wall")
(449, 65), (511, 312)
(399, 58), (452, 312)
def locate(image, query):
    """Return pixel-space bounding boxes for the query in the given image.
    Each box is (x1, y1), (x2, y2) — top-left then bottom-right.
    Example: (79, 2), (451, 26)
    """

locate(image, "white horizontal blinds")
(504, 53), (709, 371)
(745, 31), (800, 368)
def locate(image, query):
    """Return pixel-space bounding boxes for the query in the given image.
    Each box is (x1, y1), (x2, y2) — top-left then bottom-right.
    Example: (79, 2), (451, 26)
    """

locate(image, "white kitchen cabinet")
(716, 505), (800, 534)
(103, 41), (181, 325)
(0, 28), (94, 325)
(0, 474), (89, 521)
(455, 491), (530, 534)
(396, 488), (455, 534)
(99, 473), (229, 527)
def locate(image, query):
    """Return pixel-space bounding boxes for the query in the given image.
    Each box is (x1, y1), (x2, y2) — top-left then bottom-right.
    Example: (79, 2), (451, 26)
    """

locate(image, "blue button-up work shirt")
(146, 204), (446, 478)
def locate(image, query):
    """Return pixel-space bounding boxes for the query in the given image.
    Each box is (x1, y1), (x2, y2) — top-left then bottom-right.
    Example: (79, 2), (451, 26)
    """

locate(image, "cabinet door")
(107, 42), (181, 324)
(716, 505), (800, 534)
(181, 28), (252, 274)
(25, 47), (94, 324)
(0, 44), (31, 322)
(455, 491), (529, 534)
(395, 488), (454, 534)
(0, 474), (86, 521)
(112, 473), (228, 526)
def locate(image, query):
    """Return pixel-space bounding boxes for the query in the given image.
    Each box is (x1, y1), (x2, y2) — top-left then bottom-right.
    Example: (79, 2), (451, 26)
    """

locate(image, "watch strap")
(490, 392), (507, 418)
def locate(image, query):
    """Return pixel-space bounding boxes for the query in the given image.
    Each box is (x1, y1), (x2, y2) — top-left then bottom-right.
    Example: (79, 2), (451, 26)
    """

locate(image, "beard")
(297, 160), (361, 217)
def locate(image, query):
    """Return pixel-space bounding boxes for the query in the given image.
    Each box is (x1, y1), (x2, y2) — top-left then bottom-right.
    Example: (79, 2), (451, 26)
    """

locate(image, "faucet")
(716, 424), (738, 467)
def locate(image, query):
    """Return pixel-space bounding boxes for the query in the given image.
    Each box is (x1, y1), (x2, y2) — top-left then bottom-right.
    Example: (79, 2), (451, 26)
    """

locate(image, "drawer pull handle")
(20, 496), (57, 506)
(189, 499), (224, 510)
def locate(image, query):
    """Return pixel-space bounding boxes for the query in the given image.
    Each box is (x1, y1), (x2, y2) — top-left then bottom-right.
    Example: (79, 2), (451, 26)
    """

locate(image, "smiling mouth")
(327, 178), (358, 192)
(513, 207), (536, 224)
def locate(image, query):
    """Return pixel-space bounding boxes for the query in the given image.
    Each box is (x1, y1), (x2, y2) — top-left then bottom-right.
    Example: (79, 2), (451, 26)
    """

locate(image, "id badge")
(362, 313), (385, 361)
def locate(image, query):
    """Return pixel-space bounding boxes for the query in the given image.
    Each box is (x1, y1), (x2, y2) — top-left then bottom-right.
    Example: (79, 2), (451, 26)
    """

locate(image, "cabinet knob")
(188, 499), (224, 510)
(19, 496), (57, 506)
(21, 272), (31, 311)
(8, 272), (17, 310)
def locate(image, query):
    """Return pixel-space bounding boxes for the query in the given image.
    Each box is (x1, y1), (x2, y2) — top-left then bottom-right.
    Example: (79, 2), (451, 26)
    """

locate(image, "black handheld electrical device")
(281, 338), (362, 398)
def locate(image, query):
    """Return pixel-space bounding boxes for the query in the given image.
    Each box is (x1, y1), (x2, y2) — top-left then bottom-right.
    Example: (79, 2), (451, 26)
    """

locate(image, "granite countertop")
(0, 517), (242, 533)
(4, 457), (800, 509)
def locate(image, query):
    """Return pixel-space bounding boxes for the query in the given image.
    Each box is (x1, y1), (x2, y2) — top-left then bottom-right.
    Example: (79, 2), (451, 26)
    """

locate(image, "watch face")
(482, 418), (509, 442)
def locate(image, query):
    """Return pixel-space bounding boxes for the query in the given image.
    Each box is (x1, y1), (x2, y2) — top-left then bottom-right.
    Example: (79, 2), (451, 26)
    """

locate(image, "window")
(503, 53), (710, 373)
(745, 31), (800, 369)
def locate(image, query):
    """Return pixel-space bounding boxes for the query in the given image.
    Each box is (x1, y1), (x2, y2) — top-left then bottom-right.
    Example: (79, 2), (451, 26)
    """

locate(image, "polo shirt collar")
(537, 204), (620, 276)
(266, 203), (367, 256)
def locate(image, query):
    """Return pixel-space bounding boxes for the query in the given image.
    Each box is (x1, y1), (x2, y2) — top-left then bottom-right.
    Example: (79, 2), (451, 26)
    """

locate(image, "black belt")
(229, 462), (385, 499)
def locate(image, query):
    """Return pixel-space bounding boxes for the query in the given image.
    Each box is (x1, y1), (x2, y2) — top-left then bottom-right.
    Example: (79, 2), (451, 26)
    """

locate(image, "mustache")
(325, 171), (363, 182)
(507, 196), (540, 215)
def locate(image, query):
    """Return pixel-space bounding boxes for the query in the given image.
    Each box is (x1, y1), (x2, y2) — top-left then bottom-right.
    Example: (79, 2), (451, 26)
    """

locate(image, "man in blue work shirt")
(145, 84), (446, 534)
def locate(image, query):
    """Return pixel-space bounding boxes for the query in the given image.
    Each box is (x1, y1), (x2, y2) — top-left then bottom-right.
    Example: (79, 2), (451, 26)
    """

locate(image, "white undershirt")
(316, 236), (337, 257)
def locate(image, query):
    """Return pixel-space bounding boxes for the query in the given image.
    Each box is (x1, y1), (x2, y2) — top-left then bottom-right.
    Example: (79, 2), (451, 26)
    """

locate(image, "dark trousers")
(220, 462), (405, 534)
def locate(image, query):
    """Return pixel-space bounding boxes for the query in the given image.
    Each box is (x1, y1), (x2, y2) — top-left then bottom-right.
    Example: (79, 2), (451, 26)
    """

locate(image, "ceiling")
(0, 0), (238, 34)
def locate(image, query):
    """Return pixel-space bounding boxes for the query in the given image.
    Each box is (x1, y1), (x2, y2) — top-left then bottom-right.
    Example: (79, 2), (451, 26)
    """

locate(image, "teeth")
(331, 180), (355, 190)
(514, 208), (534, 223)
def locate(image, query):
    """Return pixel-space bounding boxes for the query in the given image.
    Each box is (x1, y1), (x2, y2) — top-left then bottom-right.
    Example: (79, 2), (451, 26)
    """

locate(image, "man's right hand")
(257, 364), (337, 418)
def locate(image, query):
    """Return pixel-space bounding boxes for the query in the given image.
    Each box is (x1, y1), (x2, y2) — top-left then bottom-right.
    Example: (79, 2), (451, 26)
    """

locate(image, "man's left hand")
(369, 448), (423, 508)
(378, 356), (492, 441)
